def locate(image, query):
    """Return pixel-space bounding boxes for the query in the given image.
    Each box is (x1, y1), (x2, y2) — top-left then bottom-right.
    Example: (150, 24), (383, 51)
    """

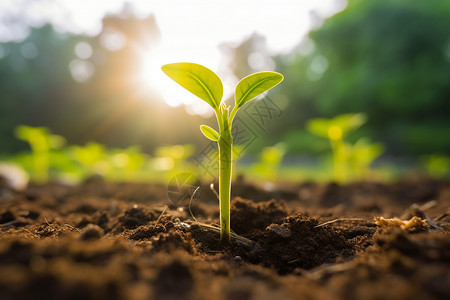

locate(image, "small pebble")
(0, 163), (29, 191)
(83, 174), (104, 184)
(267, 224), (292, 238)
(79, 224), (104, 240)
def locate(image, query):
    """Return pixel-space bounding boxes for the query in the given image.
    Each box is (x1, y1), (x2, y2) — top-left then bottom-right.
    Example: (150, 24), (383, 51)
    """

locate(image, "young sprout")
(307, 113), (366, 183)
(420, 154), (450, 178)
(252, 143), (286, 181)
(162, 62), (283, 244)
(14, 125), (66, 183)
(350, 138), (384, 179)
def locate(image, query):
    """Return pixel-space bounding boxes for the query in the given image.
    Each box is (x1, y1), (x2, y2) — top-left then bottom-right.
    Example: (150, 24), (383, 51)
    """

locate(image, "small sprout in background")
(70, 142), (111, 178)
(251, 143), (286, 181)
(307, 113), (367, 183)
(350, 138), (384, 180)
(10, 125), (199, 184)
(14, 125), (66, 183)
(420, 155), (449, 178)
(71, 143), (153, 182)
(162, 62), (283, 244)
(109, 146), (148, 181)
(153, 144), (196, 181)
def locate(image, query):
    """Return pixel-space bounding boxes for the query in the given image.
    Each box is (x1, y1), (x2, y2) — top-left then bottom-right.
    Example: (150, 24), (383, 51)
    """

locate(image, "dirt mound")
(253, 214), (355, 274)
(230, 197), (288, 236)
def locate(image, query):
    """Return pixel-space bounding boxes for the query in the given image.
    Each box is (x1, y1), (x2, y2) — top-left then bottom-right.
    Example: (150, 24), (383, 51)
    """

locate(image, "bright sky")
(0, 0), (347, 114)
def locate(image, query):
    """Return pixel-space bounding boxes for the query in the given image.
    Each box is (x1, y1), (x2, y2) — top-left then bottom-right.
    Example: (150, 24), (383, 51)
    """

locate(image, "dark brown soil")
(0, 178), (449, 300)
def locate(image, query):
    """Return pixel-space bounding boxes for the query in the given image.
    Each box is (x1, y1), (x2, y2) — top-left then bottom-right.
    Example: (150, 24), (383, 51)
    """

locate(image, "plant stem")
(218, 123), (232, 245)
(331, 139), (346, 184)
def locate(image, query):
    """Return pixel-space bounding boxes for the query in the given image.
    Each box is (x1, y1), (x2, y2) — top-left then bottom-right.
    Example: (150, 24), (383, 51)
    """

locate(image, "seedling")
(154, 144), (196, 181)
(14, 125), (66, 183)
(350, 138), (384, 179)
(70, 142), (109, 177)
(251, 143), (286, 181)
(162, 62), (283, 244)
(307, 113), (366, 183)
(420, 154), (449, 178)
(109, 146), (148, 181)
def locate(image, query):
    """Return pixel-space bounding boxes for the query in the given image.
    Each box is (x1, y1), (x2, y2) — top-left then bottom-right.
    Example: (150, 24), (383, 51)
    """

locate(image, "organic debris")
(374, 216), (429, 230)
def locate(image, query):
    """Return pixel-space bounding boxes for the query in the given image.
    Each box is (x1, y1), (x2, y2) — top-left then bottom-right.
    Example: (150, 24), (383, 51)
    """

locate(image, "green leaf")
(307, 118), (331, 139)
(235, 71), (283, 108)
(307, 113), (367, 140)
(200, 125), (219, 141)
(334, 113), (367, 134)
(161, 62), (223, 109)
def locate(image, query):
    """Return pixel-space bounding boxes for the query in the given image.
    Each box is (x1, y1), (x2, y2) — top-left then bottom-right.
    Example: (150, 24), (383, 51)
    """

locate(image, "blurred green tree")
(0, 25), (76, 153)
(274, 0), (450, 156)
(0, 13), (208, 155)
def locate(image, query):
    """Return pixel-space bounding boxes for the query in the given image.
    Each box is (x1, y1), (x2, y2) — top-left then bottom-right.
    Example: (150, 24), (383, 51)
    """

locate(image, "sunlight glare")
(137, 44), (218, 117)
(131, 0), (346, 112)
(0, 0), (348, 114)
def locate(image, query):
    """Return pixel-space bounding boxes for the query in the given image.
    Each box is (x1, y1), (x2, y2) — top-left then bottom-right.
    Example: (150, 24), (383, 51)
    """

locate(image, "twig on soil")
(191, 222), (255, 247)
(423, 216), (441, 230)
(435, 212), (449, 221)
(399, 200), (442, 230)
(43, 217), (81, 232)
(210, 183), (219, 201)
(315, 218), (366, 228)
(188, 186), (201, 222)
(173, 218), (254, 248)
(419, 200), (438, 211)
(64, 224), (81, 233)
(400, 200), (437, 219)
(306, 261), (355, 280)
(155, 205), (168, 224)
(0, 220), (21, 227)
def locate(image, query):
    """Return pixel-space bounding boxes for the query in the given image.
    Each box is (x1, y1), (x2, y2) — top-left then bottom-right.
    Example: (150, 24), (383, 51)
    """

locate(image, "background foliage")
(0, 0), (449, 165)
(270, 0), (450, 156)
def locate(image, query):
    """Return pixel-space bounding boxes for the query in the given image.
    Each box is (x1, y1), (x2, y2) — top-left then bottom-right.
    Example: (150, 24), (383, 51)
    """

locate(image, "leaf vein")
(238, 76), (278, 106)
(184, 71), (218, 108)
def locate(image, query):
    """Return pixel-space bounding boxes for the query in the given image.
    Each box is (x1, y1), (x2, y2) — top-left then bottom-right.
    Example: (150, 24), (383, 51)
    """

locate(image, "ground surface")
(0, 177), (449, 300)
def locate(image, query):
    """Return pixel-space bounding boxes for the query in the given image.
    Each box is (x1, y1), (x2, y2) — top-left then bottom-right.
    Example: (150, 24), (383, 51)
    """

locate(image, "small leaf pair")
(161, 62), (283, 113)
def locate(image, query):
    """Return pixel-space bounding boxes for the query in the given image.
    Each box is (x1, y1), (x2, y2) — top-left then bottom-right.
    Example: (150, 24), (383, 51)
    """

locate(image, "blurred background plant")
(153, 144), (196, 182)
(350, 138), (384, 180)
(420, 155), (450, 179)
(305, 113), (387, 183)
(0, 0), (449, 184)
(248, 143), (286, 181)
(68, 142), (110, 180)
(13, 125), (68, 183)
(5, 126), (199, 184)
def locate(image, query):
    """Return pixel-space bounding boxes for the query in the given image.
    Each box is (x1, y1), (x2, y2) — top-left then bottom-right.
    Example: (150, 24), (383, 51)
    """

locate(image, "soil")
(0, 177), (449, 300)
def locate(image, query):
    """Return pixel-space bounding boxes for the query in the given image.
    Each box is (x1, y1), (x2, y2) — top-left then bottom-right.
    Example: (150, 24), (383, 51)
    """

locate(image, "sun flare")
(135, 41), (225, 117)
